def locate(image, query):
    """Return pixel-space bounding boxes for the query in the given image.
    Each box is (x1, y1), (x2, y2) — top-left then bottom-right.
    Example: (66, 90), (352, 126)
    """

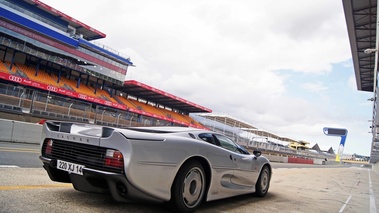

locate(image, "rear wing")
(44, 121), (115, 137)
(42, 121), (165, 143)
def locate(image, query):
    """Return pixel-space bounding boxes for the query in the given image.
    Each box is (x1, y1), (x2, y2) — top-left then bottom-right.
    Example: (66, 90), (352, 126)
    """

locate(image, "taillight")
(105, 149), (124, 168)
(44, 139), (53, 155)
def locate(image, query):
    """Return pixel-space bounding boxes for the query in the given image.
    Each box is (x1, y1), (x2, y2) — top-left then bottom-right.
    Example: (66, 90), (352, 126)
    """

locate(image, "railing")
(0, 36), (84, 72)
(0, 81), (181, 128)
(90, 40), (130, 60)
(0, 35), (124, 85)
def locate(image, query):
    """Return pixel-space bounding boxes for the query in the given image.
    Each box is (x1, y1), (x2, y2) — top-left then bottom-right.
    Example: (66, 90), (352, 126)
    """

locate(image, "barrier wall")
(266, 154), (327, 165)
(313, 158), (325, 165)
(372, 162), (379, 173)
(265, 154), (288, 163)
(288, 157), (314, 164)
(0, 118), (42, 144)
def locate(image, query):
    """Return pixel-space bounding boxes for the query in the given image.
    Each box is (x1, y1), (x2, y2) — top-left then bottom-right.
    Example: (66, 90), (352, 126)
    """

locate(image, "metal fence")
(0, 82), (183, 128)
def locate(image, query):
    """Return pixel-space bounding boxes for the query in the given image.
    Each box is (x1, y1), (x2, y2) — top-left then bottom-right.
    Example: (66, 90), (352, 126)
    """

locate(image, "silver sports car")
(39, 121), (272, 212)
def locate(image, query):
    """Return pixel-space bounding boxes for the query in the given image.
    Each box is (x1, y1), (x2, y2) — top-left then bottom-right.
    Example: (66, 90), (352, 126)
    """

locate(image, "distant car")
(39, 121), (272, 212)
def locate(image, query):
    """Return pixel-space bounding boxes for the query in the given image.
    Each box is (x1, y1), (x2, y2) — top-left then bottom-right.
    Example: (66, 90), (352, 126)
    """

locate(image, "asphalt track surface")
(0, 142), (378, 213)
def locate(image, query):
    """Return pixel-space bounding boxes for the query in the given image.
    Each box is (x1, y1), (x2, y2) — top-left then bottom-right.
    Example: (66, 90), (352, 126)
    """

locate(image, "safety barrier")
(0, 118), (42, 144)
(288, 157), (314, 164)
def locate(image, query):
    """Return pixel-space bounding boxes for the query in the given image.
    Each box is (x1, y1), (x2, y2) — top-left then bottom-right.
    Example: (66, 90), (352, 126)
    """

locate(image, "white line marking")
(338, 195), (352, 213)
(0, 165), (20, 168)
(368, 169), (377, 213)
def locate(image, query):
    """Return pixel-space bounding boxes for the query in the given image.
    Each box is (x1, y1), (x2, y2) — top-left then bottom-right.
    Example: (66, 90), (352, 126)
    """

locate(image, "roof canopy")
(24, 0), (106, 40)
(199, 114), (257, 130)
(343, 0), (377, 92)
(343, 0), (379, 163)
(198, 114), (298, 143)
(114, 80), (212, 114)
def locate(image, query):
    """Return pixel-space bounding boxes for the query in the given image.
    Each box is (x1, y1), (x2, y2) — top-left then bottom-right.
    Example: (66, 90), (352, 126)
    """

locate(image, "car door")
(198, 133), (237, 185)
(214, 134), (259, 187)
(231, 152), (260, 187)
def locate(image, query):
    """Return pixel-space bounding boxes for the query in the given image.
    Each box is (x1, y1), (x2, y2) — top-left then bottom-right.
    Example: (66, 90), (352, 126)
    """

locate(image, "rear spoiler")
(43, 121), (165, 141)
(44, 121), (115, 138)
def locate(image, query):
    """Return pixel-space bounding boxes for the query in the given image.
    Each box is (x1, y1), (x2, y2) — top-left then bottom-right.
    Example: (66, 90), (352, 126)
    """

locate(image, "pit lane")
(1, 162), (378, 213)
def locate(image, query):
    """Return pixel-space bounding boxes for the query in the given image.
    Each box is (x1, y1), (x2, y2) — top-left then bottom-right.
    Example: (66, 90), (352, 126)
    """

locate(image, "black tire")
(255, 165), (270, 197)
(171, 160), (206, 213)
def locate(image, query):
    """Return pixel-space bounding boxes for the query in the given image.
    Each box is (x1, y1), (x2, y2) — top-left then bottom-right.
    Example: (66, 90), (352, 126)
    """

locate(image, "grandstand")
(0, 0), (211, 128)
(0, 0), (339, 164)
(194, 114), (336, 161)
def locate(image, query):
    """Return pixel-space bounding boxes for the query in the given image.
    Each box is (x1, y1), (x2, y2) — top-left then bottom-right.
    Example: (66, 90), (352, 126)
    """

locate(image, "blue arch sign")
(323, 127), (348, 162)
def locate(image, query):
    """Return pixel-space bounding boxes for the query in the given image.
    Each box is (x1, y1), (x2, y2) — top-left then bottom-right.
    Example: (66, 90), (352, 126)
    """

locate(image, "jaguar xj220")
(39, 121), (271, 212)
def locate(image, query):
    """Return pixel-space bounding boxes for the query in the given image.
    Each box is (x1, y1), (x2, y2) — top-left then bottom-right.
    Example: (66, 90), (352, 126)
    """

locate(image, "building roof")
(197, 114), (299, 142)
(343, 0), (379, 163)
(343, 0), (377, 92)
(24, 0), (106, 40)
(198, 114), (257, 130)
(113, 80), (212, 113)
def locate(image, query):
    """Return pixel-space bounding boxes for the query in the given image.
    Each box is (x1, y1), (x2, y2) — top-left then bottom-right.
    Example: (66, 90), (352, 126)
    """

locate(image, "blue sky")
(42, 0), (375, 155)
(277, 61), (373, 155)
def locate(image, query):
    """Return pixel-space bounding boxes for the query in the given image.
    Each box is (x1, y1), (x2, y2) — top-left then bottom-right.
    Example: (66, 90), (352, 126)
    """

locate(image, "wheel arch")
(261, 162), (272, 181)
(263, 162), (272, 175)
(254, 162), (272, 197)
(171, 156), (212, 200)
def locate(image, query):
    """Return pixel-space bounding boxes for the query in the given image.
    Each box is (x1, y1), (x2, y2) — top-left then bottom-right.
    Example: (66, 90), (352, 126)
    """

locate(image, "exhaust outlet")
(116, 183), (127, 196)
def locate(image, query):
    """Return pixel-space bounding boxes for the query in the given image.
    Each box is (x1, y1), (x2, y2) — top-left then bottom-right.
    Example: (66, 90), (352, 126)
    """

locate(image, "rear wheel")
(255, 165), (270, 197)
(171, 160), (206, 213)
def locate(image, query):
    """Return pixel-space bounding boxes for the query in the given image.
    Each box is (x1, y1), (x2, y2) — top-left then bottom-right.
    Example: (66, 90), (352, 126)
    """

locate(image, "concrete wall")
(265, 154), (288, 163)
(313, 158), (325, 165)
(373, 162), (379, 173)
(0, 118), (42, 144)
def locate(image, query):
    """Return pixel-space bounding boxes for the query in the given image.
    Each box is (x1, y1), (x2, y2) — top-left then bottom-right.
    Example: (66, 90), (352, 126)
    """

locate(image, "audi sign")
(47, 85), (58, 92)
(78, 94), (88, 100)
(8, 75), (22, 83)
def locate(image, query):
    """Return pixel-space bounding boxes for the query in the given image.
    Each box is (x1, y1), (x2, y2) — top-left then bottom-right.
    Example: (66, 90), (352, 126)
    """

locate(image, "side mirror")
(253, 150), (261, 158)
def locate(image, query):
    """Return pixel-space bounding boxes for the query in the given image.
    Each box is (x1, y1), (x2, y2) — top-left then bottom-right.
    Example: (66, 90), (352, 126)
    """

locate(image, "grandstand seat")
(140, 103), (166, 117)
(63, 79), (101, 98)
(16, 64), (60, 87)
(4, 62), (17, 73)
(94, 88), (119, 103)
(0, 61), (9, 73)
(117, 97), (138, 110)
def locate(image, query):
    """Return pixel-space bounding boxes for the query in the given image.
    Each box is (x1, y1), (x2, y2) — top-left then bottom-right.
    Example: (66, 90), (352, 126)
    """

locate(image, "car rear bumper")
(39, 156), (163, 203)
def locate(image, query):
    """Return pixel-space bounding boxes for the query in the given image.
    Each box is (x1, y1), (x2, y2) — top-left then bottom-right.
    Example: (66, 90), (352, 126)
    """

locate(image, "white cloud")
(301, 81), (328, 93)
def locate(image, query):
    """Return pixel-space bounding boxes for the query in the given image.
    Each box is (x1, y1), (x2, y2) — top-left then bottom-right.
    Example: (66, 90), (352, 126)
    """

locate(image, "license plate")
(56, 160), (84, 175)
